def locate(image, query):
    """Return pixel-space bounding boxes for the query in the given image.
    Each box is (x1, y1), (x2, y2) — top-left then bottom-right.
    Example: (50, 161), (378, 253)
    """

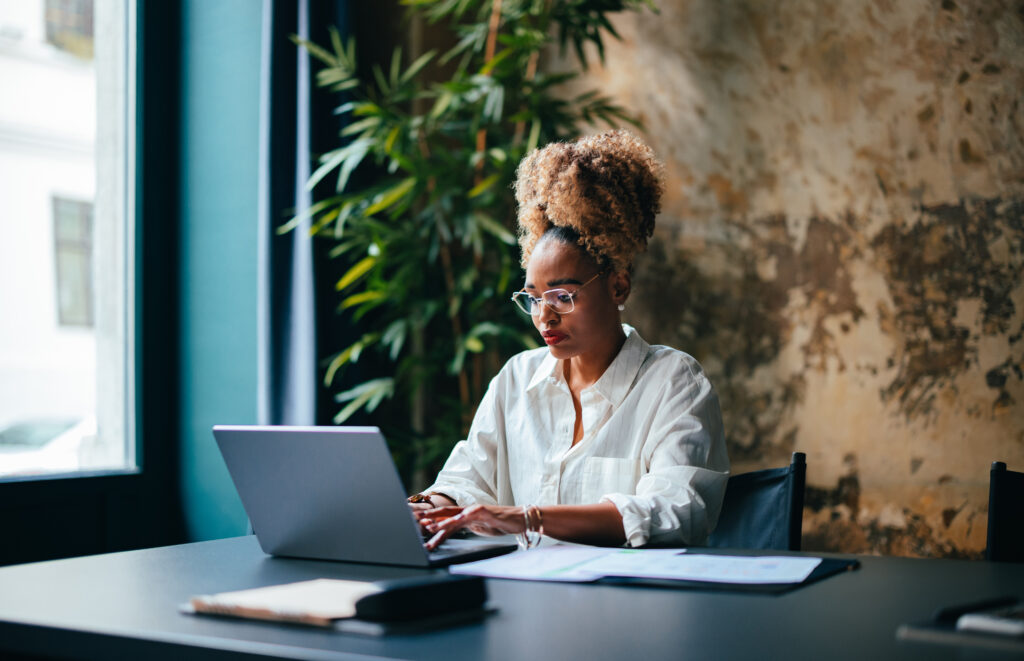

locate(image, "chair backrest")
(705, 452), (806, 551)
(985, 461), (1024, 563)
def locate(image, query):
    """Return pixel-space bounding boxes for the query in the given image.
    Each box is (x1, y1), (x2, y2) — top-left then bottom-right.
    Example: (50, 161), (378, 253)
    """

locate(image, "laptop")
(212, 425), (518, 567)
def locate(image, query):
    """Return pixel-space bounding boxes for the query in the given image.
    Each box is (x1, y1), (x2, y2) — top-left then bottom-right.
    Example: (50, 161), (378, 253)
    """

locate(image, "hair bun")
(514, 129), (665, 272)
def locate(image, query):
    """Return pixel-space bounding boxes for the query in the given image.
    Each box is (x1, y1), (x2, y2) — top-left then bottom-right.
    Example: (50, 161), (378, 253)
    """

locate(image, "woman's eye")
(556, 293), (573, 304)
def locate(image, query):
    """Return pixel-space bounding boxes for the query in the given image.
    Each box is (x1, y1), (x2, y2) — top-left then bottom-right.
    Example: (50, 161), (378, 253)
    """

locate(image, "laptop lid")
(212, 425), (515, 567)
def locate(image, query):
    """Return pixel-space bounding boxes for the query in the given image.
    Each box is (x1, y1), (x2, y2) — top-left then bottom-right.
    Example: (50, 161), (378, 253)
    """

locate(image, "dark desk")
(0, 536), (1021, 660)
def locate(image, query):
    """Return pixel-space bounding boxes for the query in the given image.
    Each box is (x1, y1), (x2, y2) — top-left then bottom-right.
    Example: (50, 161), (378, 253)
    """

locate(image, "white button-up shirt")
(426, 325), (729, 547)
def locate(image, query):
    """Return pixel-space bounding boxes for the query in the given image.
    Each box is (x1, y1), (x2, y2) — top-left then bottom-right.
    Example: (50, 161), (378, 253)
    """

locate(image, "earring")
(617, 304), (625, 311)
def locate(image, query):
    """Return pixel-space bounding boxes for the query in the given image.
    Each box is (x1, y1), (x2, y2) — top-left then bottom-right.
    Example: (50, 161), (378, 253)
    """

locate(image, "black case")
(355, 574), (487, 622)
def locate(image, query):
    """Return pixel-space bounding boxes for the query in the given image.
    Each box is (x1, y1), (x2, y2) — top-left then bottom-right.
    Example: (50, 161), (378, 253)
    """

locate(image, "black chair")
(705, 452), (806, 551)
(985, 461), (1024, 563)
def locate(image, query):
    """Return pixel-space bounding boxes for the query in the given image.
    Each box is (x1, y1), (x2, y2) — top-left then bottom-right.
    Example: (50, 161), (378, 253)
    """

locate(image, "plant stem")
(474, 0), (503, 174)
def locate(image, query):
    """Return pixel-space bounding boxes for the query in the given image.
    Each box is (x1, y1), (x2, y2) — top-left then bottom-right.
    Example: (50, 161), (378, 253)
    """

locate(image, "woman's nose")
(536, 300), (559, 325)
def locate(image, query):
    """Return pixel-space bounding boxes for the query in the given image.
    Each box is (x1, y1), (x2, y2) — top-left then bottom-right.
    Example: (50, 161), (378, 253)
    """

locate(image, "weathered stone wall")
(561, 0), (1024, 557)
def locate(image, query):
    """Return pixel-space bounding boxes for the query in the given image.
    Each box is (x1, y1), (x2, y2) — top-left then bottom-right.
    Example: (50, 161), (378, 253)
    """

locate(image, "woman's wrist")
(407, 491), (456, 508)
(516, 504), (545, 550)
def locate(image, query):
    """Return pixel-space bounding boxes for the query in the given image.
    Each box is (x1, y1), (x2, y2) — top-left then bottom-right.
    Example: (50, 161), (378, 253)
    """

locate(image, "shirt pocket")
(580, 456), (642, 503)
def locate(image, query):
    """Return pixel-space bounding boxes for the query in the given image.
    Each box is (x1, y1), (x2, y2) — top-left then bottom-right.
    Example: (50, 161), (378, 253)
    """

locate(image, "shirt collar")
(591, 325), (649, 407)
(525, 325), (650, 407)
(526, 349), (561, 392)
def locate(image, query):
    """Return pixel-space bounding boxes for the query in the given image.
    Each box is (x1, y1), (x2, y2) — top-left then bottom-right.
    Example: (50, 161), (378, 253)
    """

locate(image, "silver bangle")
(516, 505), (530, 550)
(516, 504), (543, 550)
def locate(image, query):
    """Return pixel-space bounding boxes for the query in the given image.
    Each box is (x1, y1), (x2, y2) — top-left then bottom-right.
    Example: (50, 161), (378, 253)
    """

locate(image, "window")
(0, 0), (134, 479)
(53, 196), (95, 327)
(45, 0), (94, 58)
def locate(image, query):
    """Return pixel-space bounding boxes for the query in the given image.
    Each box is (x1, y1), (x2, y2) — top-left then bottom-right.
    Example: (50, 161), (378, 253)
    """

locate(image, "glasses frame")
(510, 272), (603, 316)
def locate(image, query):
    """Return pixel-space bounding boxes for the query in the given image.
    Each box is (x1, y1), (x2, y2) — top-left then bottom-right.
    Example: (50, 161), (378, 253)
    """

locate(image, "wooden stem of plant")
(513, 50), (540, 146)
(485, 0), (502, 61)
(474, 0), (503, 174)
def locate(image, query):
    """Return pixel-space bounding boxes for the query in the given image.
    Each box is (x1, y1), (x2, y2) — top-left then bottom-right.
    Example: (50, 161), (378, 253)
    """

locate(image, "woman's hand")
(407, 493), (457, 533)
(416, 504), (525, 551)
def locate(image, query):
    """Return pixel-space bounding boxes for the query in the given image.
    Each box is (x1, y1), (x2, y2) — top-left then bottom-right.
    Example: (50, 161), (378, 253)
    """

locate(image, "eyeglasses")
(510, 272), (602, 316)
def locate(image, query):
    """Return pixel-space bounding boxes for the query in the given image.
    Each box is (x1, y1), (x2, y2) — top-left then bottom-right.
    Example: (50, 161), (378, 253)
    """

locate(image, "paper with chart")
(450, 545), (821, 584)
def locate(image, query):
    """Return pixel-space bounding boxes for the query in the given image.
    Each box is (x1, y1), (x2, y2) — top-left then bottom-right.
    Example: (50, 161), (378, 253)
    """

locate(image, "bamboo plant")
(290, 0), (654, 482)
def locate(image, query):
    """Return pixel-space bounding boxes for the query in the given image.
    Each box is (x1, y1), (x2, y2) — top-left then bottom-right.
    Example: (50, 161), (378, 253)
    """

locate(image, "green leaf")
(335, 142), (372, 193)
(479, 48), (513, 76)
(352, 102), (382, 117)
(430, 91), (453, 119)
(468, 321), (503, 338)
(335, 255), (376, 291)
(334, 101), (358, 115)
(401, 49), (436, 84)
(365, 177), (416, 216)
(309, 206), (340, 235)
(276, 196), (344, 235)
(328, 78), (360, 92)
(329, 26), (346, 61)
(323, 333), (379, 386)
(333, 201), (356, 239)
(341, 290), (386, 309)
(307, 140), (363, 192)
(334, 378), (395, 423)
(382, 320), (408, 361)
(341, 116), (381, 137)
(291, 35), (335, 66)
(474, 212), (516, 244)
(389, 46), (403, 88)
(372, 64), (390, 95)
(464, 336), (484, 353)
(527, 117), (541, 152)
(384, 125), (401, 154)
(467, 173), (500, 198)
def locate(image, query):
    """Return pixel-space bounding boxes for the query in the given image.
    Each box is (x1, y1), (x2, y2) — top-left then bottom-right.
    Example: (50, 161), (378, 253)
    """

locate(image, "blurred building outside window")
(0, 0), (134, 478)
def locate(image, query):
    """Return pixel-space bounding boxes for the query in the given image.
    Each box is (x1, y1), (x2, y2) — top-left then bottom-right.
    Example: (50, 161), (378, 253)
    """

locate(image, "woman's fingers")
(424, 526), (451, 551)
(419, 504), (524, 549)
(419, 505), (489, 547)
(422, 506), (478, 550)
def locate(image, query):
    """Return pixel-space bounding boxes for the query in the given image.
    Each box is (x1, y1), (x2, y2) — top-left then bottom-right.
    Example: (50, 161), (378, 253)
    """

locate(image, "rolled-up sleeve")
(602, 372), (729, 547)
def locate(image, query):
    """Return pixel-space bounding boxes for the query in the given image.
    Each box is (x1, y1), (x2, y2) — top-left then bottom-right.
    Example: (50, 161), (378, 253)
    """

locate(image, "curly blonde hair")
(514, 129), (665, 272)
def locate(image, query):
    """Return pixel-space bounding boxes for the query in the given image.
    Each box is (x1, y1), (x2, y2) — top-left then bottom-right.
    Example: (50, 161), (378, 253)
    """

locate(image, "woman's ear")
(608, 270), (631, 306)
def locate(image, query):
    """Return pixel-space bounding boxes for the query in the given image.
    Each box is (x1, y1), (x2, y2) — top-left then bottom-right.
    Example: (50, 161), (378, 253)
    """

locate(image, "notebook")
(211, 425), (517, 567)
(183, 573), (490, 633)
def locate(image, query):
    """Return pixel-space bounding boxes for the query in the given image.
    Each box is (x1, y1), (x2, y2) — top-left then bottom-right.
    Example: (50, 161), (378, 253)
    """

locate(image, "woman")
(412, 130), (729, 550)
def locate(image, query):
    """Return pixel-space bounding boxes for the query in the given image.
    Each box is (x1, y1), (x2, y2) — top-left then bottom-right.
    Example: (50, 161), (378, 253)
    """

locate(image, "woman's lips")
(542, 331), (567, 346)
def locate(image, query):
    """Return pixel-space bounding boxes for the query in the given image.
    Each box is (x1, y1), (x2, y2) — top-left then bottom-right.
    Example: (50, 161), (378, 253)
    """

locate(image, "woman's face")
(522, 237), (626, 362)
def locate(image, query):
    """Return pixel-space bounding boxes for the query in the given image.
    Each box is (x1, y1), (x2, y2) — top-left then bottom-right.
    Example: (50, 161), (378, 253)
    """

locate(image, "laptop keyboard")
(427, 537), (507, 560)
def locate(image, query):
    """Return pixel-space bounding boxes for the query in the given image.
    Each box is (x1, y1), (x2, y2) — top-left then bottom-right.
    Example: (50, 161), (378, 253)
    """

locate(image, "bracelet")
(407, 491), (454, 507)
(516, 504), (545, 550)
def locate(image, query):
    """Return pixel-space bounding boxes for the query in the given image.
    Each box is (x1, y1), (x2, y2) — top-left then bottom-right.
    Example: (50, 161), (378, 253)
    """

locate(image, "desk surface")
(0, 536), (1022, 661)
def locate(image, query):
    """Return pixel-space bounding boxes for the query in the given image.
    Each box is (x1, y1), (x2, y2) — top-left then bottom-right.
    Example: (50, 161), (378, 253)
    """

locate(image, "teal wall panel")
(179, 1), (263, 540)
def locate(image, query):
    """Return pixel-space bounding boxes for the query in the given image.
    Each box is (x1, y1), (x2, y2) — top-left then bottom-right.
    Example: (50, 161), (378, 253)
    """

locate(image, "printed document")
(450, 546), (821, 584)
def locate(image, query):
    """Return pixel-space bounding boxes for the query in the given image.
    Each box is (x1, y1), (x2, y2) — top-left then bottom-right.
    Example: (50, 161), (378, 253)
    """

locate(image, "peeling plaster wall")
(560, 0), (1024, 557)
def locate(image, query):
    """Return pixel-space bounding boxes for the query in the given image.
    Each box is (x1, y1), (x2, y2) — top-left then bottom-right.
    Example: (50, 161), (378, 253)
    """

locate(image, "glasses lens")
(512, 292), (534, 315)
(544, 289), (574, 314)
